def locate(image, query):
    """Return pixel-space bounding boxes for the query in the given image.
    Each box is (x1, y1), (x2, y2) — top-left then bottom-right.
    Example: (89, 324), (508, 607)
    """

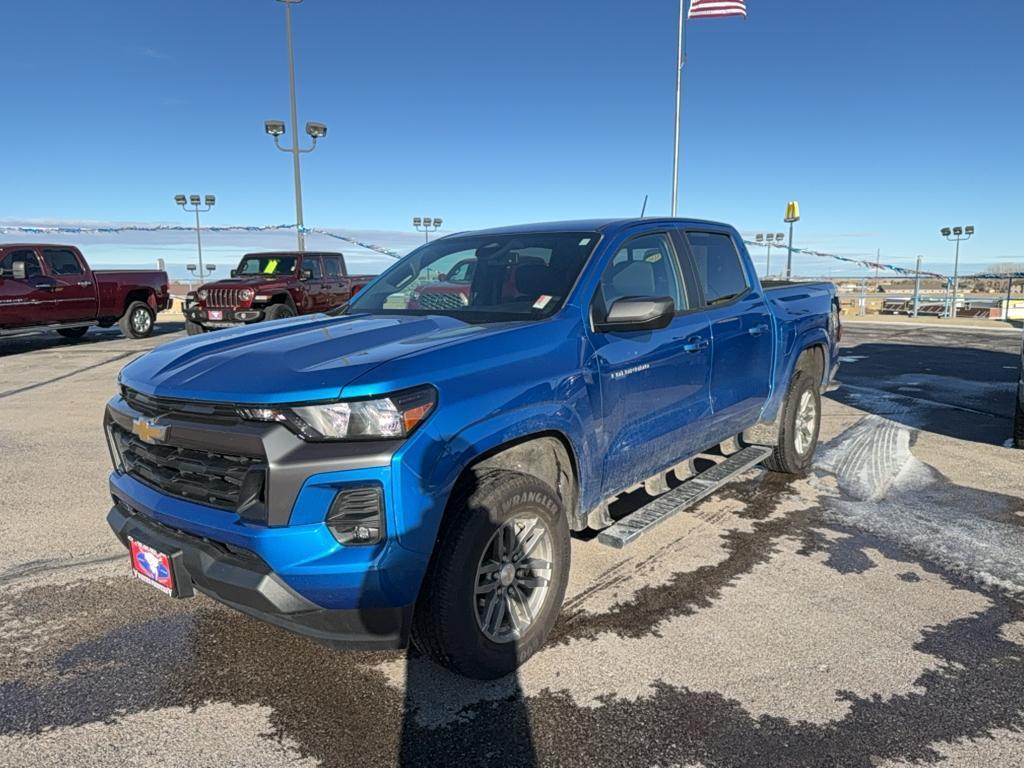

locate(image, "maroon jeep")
(184, 251), (375, 335)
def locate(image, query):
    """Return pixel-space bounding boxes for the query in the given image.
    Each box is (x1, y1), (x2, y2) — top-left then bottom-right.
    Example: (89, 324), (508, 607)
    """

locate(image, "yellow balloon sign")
(784, 201), (800, 223)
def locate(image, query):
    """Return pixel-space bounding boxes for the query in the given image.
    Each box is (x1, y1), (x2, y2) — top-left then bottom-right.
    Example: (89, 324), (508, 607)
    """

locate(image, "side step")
(597, 445), (774, 549)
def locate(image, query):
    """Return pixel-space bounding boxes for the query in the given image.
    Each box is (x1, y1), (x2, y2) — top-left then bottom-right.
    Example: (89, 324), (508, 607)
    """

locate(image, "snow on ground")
(815, 417), (1024, 595)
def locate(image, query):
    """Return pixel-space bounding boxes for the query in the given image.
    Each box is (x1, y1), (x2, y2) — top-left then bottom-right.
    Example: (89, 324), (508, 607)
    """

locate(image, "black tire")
(412, 470), (571, 680)
(1013, 388), (1024, 449)
(264, 303), (296, 322)
(764, 370), (822, 474)
(119, 301), (155, 339)
(185, 319), (206, 336)
(56, 326), (89, 339)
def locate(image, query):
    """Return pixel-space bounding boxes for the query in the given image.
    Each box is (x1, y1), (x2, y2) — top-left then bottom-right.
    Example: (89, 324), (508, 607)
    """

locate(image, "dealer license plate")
(208, 310), (224, 321)
(129, 537), (175, 596)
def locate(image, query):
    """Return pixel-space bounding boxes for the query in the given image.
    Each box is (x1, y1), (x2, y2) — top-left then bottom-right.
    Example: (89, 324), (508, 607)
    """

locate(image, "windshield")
(237, 255), (297, 276)
(343, 231), (599, 322)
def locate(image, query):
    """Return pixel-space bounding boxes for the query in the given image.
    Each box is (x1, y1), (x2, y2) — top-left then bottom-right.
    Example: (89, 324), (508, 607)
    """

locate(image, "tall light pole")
(940, 225), (974, 319)
(413, 216), (443, 243)
(175, 194), (215, 279)
(784, 201), (800, 278)
(754, 232), (785, 277)
(670, 0), (687, 216)
(265, 0), (326, 252)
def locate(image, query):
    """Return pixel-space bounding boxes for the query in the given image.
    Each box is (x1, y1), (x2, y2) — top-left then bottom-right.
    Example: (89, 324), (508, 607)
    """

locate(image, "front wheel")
(185, 319), (206, 336)
(764, 370), (822, 474)
(119, 301), (155, 339)
(263, 303), (296, 322)
(412, 470), (571, 679)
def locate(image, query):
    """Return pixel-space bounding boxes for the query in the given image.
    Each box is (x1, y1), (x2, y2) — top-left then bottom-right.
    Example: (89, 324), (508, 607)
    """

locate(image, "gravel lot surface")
(1, 320), (1022, 767)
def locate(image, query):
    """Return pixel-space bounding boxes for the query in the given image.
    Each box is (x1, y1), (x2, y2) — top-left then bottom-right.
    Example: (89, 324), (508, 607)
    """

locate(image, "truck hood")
(197, 277), (292, 291)
(119, 313), (509, 404)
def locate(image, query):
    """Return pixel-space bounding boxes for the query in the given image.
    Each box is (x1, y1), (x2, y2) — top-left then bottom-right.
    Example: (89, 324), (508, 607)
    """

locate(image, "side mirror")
(301, 269), (313, 280)
(596, 297), (675, 333)
(12, 261), (27, 280)
(230, 269), (237, 278)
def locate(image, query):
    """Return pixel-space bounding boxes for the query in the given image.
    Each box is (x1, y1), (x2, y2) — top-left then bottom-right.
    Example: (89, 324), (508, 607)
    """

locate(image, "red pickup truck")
(184, 251), (375, 334)
(0, 244), (171, 340)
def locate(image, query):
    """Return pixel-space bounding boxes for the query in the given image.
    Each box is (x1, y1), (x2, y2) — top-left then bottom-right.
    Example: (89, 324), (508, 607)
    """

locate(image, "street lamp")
(784, 201), (800, 278)
(176, 193), (215, 278)
(265, 0), (326, 252)
(413, 216), (443, 243)
(754, 232), (785, 277)
(940, 225), (975, 319)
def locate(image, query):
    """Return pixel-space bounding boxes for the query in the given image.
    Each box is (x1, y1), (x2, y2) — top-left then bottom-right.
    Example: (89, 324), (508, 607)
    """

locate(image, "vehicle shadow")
(830, 342), (1019, 445)
(0, 320), (185, 357)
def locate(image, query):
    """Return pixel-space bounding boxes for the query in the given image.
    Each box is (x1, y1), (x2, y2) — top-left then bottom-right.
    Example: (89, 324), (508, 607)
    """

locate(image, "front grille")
(122, 387), (240, 422)
(418, 291), (468, 310)
(111, 424), (265, 512)
(207, 288), (242, 308)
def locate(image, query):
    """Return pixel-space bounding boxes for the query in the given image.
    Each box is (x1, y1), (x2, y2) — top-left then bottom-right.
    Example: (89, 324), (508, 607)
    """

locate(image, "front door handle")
(77, 281), (93, 288)
(683, 336), (709, 353)
(35, 282), (56, 291)
(749, 323), (770, 337)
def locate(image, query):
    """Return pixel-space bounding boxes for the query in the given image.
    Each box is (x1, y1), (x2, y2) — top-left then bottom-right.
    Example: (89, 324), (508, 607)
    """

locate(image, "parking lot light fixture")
(941, 225), (975, 319)
(264, 0), (326, 253)
(414, 216), (443, 243)
(176, 193), (215, 279)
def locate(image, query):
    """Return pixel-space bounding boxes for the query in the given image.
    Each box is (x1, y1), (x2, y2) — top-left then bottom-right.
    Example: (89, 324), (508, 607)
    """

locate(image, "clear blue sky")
(2, 0), (1022, 275)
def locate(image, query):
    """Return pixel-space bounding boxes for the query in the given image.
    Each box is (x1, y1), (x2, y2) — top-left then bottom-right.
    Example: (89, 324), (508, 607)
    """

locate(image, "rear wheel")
(56, 326), (89, 340)
(264, 303), (296, 322)
(764, 370), (821, 474)
(412, 470), (570, 679)
(119, 301), (155, 339)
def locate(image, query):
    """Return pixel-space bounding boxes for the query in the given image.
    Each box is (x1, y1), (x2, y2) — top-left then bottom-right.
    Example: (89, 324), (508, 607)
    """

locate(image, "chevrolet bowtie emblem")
(132, 418), (167, 444)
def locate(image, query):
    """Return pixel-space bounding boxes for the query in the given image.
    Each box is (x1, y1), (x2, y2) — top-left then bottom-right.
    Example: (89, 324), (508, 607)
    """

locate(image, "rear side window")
(0, 249), (43, 278)
(685, 232), (748, 305)
(42, 248), (84, 276)
(303, 256), (323, 280)
(323, 255), (342, 277)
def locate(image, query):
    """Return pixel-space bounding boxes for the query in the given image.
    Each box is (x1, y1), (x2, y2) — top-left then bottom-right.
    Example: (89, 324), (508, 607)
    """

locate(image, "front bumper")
(108, 501), (412, 649)
(104, 392), (442, 649)
(185, 306), (266, 327)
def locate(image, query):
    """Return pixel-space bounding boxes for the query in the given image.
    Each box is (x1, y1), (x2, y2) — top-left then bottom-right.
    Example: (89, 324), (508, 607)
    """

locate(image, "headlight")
(239, 386), (436, 441)
(238, 288), (255, 302)
(197, 289), (208, 301)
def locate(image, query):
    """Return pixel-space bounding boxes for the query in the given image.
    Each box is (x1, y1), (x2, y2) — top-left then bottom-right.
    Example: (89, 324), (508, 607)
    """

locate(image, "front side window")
(237, 255), (297, 276)
(344, 231), (599, 322)
(0, 249), (42, 278)
(594, 233), (687, 319)
(303, 257), (323, 280)
(686, 232), (749, 305)
(42, 248), (83, 276)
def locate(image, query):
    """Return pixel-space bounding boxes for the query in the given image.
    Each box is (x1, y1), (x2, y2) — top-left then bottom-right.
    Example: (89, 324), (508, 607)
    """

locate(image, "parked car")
(184, 251), (375, 334)
(104, 218), (840, 679)
(1014, 330), (1023, 448)
(407, 255), (546, 310)
(0, 244), (171, 339)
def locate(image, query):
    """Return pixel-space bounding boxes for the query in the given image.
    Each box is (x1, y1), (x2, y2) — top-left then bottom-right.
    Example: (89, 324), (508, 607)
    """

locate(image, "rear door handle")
(683, 336), (709, 353)
(77, 281), (93, 288)
(749, 324), (770, 337)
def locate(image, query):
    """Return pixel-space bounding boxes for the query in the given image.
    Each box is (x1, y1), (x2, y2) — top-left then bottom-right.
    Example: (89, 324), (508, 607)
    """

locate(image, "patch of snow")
(838, 355), (866, 363)
(817, 417), (1024, 596)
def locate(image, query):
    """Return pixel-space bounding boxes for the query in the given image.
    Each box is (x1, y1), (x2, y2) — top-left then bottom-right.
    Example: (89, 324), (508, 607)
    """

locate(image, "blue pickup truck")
(105, 218), (840, 678)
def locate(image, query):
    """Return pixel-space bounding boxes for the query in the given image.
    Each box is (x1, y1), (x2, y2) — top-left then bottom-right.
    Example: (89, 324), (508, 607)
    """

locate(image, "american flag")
(688, 0), (747, 19)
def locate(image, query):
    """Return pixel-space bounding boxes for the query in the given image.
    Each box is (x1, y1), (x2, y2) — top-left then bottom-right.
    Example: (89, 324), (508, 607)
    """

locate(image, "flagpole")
(671, 0), (686, 216)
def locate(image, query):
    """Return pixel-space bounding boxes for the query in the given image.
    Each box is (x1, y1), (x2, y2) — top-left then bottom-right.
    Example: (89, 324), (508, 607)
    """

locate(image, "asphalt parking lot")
(1, 319), (1022, 767)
